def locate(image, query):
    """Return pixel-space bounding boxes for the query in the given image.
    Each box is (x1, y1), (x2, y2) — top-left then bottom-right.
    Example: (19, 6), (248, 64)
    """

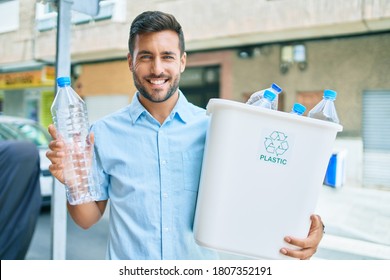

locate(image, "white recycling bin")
(193, 99), (343, 259)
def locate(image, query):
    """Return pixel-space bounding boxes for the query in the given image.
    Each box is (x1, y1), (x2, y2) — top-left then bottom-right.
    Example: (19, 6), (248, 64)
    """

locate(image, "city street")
(1, 0), (389, 267)
(25, 185), (390, 260)
(25, 205), (109, 260)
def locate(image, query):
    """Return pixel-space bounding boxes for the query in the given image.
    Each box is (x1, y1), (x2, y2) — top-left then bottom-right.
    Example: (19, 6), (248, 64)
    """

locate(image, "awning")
(0, 61), (55, 90)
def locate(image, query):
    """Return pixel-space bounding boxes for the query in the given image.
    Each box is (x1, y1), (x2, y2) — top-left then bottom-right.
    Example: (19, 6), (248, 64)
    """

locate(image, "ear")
(127, 53), (133, 72)
(180, 52), (187, 73)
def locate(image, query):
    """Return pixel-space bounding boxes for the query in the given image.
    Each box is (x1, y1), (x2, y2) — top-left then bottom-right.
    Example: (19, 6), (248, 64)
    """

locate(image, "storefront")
(0, 64), (55, 128)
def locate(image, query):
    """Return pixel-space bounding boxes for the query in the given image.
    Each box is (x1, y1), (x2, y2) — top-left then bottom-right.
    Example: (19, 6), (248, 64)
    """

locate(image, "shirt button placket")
(158, 128), (172, 259)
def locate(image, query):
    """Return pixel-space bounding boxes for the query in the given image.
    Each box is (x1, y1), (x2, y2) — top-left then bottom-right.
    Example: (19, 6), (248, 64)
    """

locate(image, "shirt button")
(161, 160), (167, 165)
(163, 193), (168, 198)
(163, 227), (169, 232)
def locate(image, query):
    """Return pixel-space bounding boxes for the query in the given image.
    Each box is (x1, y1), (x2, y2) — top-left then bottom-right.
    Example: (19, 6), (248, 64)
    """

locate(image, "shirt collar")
(128, 93), (145, 124)
(128, 90), (191, 124)
(172, 90), (191, 124)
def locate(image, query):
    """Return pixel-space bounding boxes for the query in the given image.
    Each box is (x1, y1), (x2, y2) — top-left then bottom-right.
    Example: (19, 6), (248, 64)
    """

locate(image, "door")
(362, 90), (390, 189)
(180, 66), (220, 109)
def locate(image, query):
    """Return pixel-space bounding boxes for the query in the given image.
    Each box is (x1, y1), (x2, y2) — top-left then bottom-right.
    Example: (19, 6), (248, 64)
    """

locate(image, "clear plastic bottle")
(308, 89), (340, 123)
(246, 83), (282, 110)
(290, 103), (306, 115)
(252, 89), (276, 109)
(51, 76), (100, 205)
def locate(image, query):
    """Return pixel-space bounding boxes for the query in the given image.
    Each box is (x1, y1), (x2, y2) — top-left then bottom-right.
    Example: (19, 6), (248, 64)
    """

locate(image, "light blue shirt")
(91, 92), (218, 260)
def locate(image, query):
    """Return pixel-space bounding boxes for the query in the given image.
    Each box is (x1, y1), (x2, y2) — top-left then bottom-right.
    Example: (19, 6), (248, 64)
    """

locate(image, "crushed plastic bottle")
(246, 83), (282, 110)
(50, 76), (101, 205)
(290, 103), (306, 115)
(252, 89), (276, 109)
(308, 89), (339, 123)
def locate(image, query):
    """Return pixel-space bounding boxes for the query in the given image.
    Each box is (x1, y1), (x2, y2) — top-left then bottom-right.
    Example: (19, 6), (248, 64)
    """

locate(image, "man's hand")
(280, 214), (324, 260)
(46, 124), (94, 187)
(46, 124), (66, 184)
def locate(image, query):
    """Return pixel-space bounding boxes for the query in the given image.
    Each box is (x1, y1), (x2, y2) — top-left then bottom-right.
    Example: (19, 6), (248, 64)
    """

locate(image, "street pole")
(52, 0), (73, 260)
(50, 0), (100, 260)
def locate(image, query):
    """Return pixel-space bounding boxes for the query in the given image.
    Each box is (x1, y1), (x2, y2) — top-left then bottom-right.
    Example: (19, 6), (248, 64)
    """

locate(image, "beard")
(133, 72), (180, 103)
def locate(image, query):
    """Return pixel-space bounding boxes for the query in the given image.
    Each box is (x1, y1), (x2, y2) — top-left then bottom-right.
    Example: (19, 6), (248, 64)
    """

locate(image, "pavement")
(25, 206), (109, 260)
(314, 185), (390, 260)
(25, 184), (390, 260)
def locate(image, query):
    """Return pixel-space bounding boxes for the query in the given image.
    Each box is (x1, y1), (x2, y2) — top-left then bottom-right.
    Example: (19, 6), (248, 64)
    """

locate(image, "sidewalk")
(315, 185), (390, 259)
(26, 185), (390, 260)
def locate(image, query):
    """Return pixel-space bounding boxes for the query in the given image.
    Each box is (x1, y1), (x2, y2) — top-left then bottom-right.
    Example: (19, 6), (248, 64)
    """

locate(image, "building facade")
(1, 0), (390, 188)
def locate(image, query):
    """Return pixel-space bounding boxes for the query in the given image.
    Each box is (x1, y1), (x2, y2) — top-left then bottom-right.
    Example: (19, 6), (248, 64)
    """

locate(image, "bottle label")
(258, 129), (295, 166)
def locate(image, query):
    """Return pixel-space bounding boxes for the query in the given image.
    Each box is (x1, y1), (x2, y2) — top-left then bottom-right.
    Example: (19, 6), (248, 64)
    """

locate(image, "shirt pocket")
(182, 151), (203, 192)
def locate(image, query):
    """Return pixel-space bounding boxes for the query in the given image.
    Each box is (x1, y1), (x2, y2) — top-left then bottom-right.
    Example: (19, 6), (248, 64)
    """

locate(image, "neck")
(138, 91), (179, 124)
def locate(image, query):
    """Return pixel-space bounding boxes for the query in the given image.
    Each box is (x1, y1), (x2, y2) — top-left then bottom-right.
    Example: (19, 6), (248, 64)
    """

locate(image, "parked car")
(0, 115), (53, 207)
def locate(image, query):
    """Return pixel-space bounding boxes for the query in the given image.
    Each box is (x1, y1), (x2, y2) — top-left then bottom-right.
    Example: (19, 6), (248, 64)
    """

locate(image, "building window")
(35, 1), (57, 32)
(0, 0), (19, 34)
(35, 0), (117, 32)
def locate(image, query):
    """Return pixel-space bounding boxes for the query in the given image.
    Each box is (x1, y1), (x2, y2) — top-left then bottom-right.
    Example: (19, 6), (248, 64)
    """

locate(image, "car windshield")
(0, 123), (26, 140)
(0, 122), (51, 147)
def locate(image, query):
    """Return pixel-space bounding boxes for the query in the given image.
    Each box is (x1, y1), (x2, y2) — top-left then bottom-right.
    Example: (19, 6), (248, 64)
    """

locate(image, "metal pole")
(51, 0), (73, 260)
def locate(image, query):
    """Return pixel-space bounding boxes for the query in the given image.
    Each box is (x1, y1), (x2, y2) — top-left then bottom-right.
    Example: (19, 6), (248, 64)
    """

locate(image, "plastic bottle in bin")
(290, 103), (306, 115)
(50, 76), (101, 205)
(246, 83), (282, 110)
(252, 89), (276, 109)
(308, 89), (339, 123)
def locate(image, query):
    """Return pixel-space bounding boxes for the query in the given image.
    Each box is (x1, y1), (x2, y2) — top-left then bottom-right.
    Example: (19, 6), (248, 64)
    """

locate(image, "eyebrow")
(161, 51), (177, 56)
(137, 50), (177, 56)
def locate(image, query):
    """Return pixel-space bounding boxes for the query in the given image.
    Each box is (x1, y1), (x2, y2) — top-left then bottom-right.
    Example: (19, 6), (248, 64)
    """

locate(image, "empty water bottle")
(246, 83), (282, 110)
(51, 76), (101, 205)
(252, 89), (276, 109)
(290, 103), (306, 115)
(308, 89), (339, 123)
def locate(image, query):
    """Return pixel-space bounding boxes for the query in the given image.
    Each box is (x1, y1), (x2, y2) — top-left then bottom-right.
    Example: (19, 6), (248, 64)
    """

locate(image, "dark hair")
(128, 11), (185, 55)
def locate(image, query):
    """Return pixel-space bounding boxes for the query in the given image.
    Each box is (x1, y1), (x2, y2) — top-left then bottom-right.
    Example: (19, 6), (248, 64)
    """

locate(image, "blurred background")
(1, 0), (390, 260)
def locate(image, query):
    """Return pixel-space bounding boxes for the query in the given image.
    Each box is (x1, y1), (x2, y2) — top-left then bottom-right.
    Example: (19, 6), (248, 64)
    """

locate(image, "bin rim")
(206, 98), (343, 132)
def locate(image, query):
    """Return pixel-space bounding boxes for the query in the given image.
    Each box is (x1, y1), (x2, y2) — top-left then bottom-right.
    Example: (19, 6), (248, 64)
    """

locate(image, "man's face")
(128, 30), (186, 103)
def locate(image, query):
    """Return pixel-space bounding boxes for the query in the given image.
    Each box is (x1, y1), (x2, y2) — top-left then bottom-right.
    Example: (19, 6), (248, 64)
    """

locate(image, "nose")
(151, 57), (164, 75)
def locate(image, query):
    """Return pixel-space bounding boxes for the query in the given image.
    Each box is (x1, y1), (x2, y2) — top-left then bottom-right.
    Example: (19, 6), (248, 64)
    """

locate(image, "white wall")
(84, 94), (129, 124)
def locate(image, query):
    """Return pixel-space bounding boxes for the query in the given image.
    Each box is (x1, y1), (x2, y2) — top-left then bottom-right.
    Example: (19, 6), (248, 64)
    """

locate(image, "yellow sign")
(0, 66), (55, 89)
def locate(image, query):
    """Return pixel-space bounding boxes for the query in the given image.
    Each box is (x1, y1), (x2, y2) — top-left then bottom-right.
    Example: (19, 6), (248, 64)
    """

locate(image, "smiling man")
(129, 31), (185, 103)
(128, 28), (186, 123)
(46, 11), (324, 260)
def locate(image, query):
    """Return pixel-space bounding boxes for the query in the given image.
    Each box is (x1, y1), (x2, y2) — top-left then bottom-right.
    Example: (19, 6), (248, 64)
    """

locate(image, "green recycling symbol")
(264, 131), (289, 156)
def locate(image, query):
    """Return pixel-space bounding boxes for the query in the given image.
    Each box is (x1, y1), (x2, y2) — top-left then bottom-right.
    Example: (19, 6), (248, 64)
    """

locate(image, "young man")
(47, 11), (324, 260)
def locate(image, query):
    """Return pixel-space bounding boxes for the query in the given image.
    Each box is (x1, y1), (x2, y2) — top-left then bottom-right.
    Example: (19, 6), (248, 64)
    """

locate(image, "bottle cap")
(57, 77), (71, 87)
(271, 83), (282, 94)
(292, 103), (306, 115)
(324, 89), (337, 100)
(263, 89), (276, 101)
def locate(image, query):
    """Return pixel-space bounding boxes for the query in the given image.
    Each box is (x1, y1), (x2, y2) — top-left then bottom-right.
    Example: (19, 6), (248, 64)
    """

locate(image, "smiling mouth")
(147, 78), (169, 86)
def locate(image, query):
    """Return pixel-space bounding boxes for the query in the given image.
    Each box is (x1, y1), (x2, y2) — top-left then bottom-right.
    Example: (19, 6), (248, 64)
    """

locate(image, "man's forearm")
(67, 200), (107, 229)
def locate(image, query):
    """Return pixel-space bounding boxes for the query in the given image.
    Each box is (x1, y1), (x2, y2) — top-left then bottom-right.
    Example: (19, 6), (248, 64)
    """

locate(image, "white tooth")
(150, 79), (165, 85)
